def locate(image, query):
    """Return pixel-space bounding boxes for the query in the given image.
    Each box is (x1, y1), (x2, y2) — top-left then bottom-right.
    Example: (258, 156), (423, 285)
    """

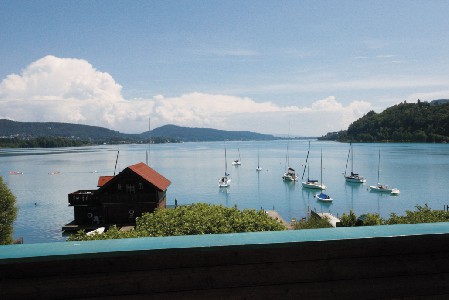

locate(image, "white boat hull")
(315, 193), (333, 202)
(369, 184), (400, 195)
(283, 174), (298, 181)
(218, 177), (231, 187)
(343, 173), (366, 183)
(302, 182), (326, 190)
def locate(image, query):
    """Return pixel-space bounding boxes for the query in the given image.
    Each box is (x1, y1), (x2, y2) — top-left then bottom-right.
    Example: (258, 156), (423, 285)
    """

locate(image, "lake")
(2, 140), (449, 244)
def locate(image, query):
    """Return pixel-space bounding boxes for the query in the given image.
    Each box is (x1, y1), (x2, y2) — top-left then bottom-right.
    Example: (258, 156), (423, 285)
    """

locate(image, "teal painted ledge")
(1, 222), (449, 263)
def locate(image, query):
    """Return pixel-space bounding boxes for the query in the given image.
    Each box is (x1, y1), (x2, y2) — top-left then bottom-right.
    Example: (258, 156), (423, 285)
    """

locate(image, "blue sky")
(1, 1), (448, 136)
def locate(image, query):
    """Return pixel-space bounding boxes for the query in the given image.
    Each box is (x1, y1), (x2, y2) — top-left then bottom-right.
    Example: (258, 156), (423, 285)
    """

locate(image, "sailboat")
(232, 148), (242, 165)
(256, 149), (262, 171)
(314, 148), (333, 202)
(219, 144), (231, 187)
(369, 150), (400, 195)
(302, 141), (325, 189)
(282, 137), (298, 181)
(343, 143), (366, 183)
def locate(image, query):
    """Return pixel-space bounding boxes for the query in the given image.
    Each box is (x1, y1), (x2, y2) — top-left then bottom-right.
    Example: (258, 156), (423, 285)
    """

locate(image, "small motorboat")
(9, 171), (23, 175)
(315, 192), (333, 202)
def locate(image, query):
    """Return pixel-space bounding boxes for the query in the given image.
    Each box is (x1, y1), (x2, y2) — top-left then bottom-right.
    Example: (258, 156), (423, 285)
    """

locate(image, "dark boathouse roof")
(97, 162), (171, 191)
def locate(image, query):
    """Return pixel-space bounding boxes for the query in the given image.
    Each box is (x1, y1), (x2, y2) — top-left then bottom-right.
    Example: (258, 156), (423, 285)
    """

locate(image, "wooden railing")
(1, 223), (449, 299)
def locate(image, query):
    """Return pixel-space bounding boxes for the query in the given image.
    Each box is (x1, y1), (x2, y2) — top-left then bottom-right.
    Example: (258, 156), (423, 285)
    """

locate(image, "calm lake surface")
(2, 140), (449, 244)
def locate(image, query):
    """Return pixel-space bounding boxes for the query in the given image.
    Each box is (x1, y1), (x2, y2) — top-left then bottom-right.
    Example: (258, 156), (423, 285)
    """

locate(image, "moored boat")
(218, 176), (231, 187)
(343, 143), (366, 183)
(219, 143), (231, 187)
(301, 142), (325, 189)
(315, 192), (333, 202)
(369, 150), (399, 195)
(282, 167), (298, 181)
(232, 148), (241, 166)
(9, 171), (23, 175)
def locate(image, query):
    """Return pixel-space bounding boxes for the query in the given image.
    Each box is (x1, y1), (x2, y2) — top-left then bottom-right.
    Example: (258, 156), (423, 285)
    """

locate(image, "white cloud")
(150, 94), (372, 136)
(0, 55), (372, 136)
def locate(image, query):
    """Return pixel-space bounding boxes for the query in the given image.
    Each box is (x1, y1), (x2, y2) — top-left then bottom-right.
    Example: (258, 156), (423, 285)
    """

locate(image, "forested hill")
(0, 120), (277, 147)
(143, 124), (276, 142)
(319, 100), (449, 143)
(0, 119), (126, 140)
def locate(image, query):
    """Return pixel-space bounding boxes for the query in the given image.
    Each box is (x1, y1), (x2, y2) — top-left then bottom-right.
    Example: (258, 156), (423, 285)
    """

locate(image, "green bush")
(337, 205), (449, 228)
(339, 210), (358, 227)
(360, 213), (383, 226)
(292, 216), (332, 230)
(67, 203), (286, 241)
(0, 176), (18, 245)
(384, 204), (449, 225)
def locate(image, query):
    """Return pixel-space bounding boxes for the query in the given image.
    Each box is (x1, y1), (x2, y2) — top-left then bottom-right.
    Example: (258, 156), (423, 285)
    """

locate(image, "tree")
(0, 176), (18, 244)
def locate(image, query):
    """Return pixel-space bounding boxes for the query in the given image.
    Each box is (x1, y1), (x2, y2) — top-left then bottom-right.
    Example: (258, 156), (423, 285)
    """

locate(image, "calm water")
(1, 141), (449, 244)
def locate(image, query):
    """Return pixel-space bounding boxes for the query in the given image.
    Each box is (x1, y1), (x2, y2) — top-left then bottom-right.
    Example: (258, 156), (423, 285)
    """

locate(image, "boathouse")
(63, 162), (171, 231)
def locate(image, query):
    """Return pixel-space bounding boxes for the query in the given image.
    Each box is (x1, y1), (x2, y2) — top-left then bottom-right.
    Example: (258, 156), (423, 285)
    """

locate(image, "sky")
(1, 1), (448, 136)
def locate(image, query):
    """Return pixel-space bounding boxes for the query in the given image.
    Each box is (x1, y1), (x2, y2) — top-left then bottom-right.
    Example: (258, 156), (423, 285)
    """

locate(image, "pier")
(310, 210), (341, 227)
(266, 210), (293, 229)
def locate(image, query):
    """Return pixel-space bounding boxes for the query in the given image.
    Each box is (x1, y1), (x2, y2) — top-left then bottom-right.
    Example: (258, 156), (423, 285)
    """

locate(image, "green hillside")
(0, 120), (277, 147)
(320, 100), (449, 143)
(143, 124), (276, 142)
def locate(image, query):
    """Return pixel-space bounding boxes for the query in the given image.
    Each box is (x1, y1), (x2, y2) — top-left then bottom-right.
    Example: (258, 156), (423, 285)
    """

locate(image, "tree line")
(0, 136), (180, 148)
(319, 101), (449, 143)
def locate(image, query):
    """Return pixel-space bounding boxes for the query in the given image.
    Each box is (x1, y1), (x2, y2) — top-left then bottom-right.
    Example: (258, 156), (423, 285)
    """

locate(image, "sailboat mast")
(351, 143), (354, 173)
(344, 143), (350, 175)
(225, 144), (228, 176)
(302, 141), (310, 180)
(320, 148), (323, 184)
(377, 149), (381, 183)
(114, 149), (119, 175)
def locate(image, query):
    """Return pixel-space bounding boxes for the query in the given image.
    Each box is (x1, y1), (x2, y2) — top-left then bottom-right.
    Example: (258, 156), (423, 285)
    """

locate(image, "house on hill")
(63, 162), (171, 231)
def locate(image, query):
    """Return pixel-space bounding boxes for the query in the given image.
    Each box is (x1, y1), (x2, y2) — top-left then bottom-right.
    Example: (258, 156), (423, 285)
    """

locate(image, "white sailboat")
(232, 148), (242, 166)
(283, 167), (298, 181)
(314, 148), (332, 201)
(282, 137), (298, 181)
(369, 150), (399, 195)
(219, 144), (231, 187)
(256, 149), (262, 171)
(343, 143), (366, 183)
(302, 141), (325, 189)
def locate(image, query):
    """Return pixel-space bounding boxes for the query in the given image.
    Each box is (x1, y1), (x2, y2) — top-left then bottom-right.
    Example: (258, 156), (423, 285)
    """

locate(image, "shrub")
(339, 210), (358, 227)
(68, 203), (286, 241)
(0, 176), (18, 245)
(292, 216), (332, 230)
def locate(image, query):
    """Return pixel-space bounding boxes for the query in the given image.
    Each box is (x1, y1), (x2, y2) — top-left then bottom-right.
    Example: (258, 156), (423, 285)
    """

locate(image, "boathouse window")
(138, 183), (143, 190)
(117, 184), (122, 191)
(126, 184), (135, 194)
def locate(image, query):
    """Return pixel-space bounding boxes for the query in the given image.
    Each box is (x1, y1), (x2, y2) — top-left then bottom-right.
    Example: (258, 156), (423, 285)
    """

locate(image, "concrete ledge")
(1, 223), (449, 299)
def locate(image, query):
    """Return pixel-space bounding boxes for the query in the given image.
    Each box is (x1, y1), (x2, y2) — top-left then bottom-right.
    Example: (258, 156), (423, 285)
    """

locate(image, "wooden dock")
(310, 210), (340, 227)
(266, 210), (293, 229)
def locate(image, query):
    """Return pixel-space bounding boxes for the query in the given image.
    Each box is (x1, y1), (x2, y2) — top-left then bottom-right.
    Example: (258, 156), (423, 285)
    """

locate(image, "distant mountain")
(143, 124), (276, 142)
(0, 120), (278, 145)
